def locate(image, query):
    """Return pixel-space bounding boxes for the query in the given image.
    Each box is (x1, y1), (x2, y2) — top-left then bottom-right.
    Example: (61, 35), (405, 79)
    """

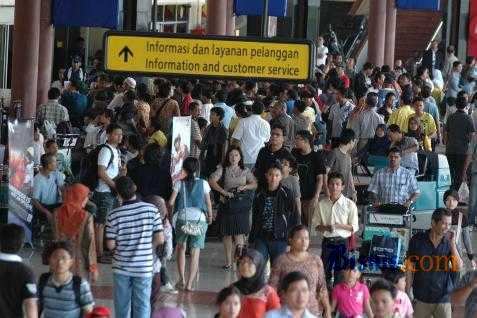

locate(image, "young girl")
(405, 117), (429, 151)
(382, 268), (413, 318)
(39, 241), (94, 318)
(280, 154), (302, 220)
(331, 263), (373, 318)
(215, 286), (242, 318)
(444, 189), (476, 270)
(370, 279), (401, 318)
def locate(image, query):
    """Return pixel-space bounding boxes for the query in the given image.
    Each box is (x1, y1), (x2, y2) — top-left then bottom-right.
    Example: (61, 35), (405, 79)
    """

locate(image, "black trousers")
(321, 237), (349, 284)
(447, 153), (465, 190)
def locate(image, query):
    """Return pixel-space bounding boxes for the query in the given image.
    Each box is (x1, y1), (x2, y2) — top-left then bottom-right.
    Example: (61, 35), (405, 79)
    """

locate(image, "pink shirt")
(394, 290), (413, 317)
(332, 282), (370, 317)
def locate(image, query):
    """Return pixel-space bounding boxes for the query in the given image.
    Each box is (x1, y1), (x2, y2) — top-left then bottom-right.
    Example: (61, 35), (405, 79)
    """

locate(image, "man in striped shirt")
(106, 176), (164, 318)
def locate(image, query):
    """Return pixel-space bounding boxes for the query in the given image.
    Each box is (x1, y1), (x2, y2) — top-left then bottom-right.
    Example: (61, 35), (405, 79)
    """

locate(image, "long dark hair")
(182, 157), (200, 192)
(223, 145), (245, 170)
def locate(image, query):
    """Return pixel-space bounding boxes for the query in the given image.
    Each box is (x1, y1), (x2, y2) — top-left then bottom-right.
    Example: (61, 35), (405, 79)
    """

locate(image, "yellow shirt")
(388, 105), (415, 133)
(313, 195), (359, 238)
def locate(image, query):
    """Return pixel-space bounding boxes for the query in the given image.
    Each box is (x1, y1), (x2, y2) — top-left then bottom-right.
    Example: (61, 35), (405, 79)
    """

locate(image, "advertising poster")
(171, 116), (191, 183)
(8, 119), (34, 243)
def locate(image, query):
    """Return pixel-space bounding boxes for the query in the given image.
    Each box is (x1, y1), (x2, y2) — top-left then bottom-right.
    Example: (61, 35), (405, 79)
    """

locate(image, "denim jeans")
(469, 173), (477, 226)
(113, 273), (152, 318)
(254, 236), (288, 265)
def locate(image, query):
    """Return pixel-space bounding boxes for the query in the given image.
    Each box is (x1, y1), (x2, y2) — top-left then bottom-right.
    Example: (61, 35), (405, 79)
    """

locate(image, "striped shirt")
(367, 166), (420, 205)
(41, 276), (94, 318)
(106, 200), (163, 277)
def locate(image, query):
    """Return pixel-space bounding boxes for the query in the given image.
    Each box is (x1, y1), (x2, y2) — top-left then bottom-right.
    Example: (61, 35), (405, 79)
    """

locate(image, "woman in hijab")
(53, 183), (98, 282)
(233, 249), (280, 318)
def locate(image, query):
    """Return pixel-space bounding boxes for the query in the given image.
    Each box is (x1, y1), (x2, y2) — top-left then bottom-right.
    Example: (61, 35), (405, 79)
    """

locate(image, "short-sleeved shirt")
(292, 150), (327, 200)
(332, 282), (370, 317)
(210, 165), (255, 192)
(328, 100), (355, 138)
(394, 290), (414, 317)
(41, 275), (94, 318)
(214, 102), (235, 129)
(0, 253), (37, 318)
(96, 144), (121, 193)
(455, 270), (477, 317)
(327, 148), (356, 200)
(106, 200), (163, 277)
(424, 98), (440, 124)
(446, 110), (475, 155)
(232, 115), (271, 164)
(388, 105), (415, 133)
(33, 170), (65, 205)
(367, 166), (420, 205)
(406, 230), (454, 303)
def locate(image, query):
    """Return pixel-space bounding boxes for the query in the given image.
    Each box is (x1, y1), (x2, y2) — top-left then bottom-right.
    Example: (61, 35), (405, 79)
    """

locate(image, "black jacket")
(353, 72), (369, 99)
(422, 49), (444, 76)
(249, 185), (299, 242)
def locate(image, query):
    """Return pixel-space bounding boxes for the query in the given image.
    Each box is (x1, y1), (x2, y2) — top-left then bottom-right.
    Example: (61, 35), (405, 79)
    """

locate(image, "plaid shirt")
(367, 166), (419, 205)
(37, 100), (70, 125)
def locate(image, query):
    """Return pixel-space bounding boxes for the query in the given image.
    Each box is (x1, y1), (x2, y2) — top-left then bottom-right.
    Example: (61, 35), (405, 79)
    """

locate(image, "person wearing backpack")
(38, 240), (94, 317)
(91, 123), (124, 263)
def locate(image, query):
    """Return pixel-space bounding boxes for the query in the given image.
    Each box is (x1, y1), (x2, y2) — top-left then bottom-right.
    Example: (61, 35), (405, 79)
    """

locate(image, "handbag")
(176, 181), (205, 237)
(221, 189), (254, 214)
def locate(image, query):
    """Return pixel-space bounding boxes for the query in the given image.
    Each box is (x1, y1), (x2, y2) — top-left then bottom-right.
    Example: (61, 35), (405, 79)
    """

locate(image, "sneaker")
(160, 282), (178, 294)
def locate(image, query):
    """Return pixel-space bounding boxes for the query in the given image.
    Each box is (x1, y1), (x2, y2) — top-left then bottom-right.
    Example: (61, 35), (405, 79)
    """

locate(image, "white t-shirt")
(96, 144), (121, 193)
(201, 103), (213, 124)
(173, 178), (210, 221)
(316, 45), (329, 66)
(232, 115), (271, 165)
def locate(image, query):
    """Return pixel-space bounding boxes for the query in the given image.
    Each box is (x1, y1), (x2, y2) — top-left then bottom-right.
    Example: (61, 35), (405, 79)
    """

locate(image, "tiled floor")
(21, 234), (469, 317)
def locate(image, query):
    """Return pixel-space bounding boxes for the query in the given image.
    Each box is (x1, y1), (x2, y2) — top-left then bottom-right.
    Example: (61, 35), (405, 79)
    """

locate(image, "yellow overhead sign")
(104, 31), (313, 81)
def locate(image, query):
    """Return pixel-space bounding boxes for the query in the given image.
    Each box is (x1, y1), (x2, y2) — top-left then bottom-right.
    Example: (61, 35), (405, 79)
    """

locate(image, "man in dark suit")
(353, 62), (374, 99)
(422, 40), (444, 79)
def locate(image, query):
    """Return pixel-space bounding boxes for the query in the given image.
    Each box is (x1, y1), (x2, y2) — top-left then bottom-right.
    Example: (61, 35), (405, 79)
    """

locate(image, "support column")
(37, 0), (54, 106)
(11, 0), (41, 119)
(226, 0), (235, 35)
(384, 0), (396, 67)
(368, 0), (386, 66)
(207, 0), (227, 35)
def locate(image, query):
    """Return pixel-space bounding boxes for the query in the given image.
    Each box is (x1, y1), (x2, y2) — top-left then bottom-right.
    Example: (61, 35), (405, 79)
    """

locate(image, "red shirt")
(181, 94), (193, 116)
(238, 285), (281, 318)
(332, 282), (370, 317)
(340, 74), (351, 88)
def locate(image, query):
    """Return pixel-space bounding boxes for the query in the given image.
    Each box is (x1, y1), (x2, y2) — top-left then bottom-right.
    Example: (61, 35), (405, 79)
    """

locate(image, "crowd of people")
(2, 37), (477, 318)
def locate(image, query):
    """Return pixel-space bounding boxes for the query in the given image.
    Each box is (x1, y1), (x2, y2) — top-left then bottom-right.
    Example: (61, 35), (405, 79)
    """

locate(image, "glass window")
(164, 5), (176, 21)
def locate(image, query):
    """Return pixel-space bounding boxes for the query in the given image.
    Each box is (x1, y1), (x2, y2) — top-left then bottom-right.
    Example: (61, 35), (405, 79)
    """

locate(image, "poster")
(171, 116), (191, 183)
(8, 119), (34, 243)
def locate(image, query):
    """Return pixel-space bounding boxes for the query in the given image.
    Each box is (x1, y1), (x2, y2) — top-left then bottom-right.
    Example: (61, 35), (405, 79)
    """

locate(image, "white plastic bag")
(458, 182), (470, 204)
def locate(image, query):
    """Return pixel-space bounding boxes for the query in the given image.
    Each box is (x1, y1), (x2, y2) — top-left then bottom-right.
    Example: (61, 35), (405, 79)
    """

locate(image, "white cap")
(124, 77), (136, 89)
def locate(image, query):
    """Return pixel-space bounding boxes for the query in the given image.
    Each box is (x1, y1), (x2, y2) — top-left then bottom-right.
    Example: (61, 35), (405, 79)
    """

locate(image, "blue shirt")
(214, 102), (235, 129)
(265, 306), (317, 318)
(61, 91), (88, 120)
(32, 171), (65, 205)
(424, 98), (440, 124)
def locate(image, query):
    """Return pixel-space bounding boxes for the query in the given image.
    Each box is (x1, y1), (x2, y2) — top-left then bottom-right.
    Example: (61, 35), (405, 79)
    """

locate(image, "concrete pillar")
(207, 0), (227, 35)
(226, 0), (235, 35)
(11, 0), (41, 119)
(37, 0), (54, 107)
(368, 0), (386, 66)
(384, 0), (397, 67)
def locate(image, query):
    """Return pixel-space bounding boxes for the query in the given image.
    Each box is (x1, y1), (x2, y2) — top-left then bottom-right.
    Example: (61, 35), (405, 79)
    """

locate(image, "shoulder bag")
(178, 181), (205, 237)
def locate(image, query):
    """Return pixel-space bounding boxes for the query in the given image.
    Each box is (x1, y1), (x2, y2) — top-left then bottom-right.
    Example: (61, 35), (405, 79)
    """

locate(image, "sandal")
(175, 281), (185, 291)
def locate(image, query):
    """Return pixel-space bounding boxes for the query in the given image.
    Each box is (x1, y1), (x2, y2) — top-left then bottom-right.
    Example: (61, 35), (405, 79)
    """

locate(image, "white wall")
(0, 2), (14, 25)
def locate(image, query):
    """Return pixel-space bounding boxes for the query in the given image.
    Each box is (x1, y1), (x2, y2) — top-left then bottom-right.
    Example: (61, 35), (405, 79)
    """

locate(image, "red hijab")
(56, 183), (90, 238)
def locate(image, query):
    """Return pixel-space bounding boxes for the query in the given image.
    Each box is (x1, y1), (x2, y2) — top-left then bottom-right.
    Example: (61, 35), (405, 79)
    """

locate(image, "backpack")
(80, 144), (114, 191)
(38, 272), (82, 314)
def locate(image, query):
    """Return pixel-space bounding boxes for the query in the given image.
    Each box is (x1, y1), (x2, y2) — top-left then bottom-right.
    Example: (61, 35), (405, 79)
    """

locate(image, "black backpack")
(38, 272), (82, 313)
(80, 144), (114, 191)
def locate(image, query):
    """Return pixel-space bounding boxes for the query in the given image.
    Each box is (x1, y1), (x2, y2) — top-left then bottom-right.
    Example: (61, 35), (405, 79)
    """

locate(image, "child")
(444, 189), (476, 270)
(382, 268), (413, 318)
(370, 279), (401, 318)
(153, 303), (187, 318)
(405, 117), (428, 151)
(38, 241), (94, 317)
(214, 286), (241, 318)
(280, 153), (302, 220)
(331, 262), (373, 318)
(145, 195), (176, 298)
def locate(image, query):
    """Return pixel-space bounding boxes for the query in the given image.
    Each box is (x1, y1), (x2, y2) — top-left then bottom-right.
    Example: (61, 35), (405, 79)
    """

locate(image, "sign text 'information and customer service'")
(104, 32), (313, 81)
